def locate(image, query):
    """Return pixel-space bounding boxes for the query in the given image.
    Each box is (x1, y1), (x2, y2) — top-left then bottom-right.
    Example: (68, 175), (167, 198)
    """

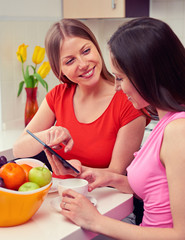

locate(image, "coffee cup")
(57, 178), (88, 197)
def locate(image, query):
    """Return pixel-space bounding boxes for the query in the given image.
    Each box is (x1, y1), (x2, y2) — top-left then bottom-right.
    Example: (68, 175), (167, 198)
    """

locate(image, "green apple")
(28, 166), (52, 187)
(18, 182), (40, 192)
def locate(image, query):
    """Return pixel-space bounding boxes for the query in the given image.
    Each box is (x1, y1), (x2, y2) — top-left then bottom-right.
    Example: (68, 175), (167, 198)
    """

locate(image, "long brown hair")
(108, 17), (185, 117)
(45, 18), (114, 84)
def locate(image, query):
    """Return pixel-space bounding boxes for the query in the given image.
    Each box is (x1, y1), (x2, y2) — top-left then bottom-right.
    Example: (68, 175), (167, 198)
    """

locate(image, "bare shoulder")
(164, 118), (185, 138)
(161, 118), (185, 165)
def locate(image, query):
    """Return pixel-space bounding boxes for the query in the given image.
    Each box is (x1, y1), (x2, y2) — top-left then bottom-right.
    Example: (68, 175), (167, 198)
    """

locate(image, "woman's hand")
(45, 149), (81, 176)
(45, 126), (74, 152)
(79, 167), (113, 191)
(61, 189), (101, 231)
(80, 167), (133, 194)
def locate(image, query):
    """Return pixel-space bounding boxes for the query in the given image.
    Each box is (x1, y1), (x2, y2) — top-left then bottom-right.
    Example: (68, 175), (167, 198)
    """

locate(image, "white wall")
(151, 0), (185, 44)
(0, 0), (185, 130)
(0, 0), (62, 20)
(0, 0), (62, 129)
(84, 0), (185, 72)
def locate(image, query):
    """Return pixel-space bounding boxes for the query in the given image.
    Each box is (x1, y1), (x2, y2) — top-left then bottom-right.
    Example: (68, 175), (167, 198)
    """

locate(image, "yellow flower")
(16, 44), (49, 97)
(16, 43), (29, 63)
(32, 46), (45, 64)
(37, 61), (51, 79)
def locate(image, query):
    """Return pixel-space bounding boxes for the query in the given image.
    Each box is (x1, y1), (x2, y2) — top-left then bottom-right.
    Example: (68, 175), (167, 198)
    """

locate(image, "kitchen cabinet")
(62, 0), (149, 19)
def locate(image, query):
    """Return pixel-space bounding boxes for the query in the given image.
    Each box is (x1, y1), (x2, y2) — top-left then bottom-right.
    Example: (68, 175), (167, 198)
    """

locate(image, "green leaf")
(33, 72), (48, 92)
(17, 81), (25, 97)
(33, 76), (38, 87)
(43, 79), (48, 92)
(25, 65), (30, 84)
(25, 75), (34, 88)
(24, 65), (37, 87)
(30, 65), (36, 74)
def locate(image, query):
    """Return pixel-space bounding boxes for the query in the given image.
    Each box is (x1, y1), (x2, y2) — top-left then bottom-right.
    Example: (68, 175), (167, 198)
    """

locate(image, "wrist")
(108, 172), (120, 188)
(111, 174), (133, 194)
(93, 214), (107, 235)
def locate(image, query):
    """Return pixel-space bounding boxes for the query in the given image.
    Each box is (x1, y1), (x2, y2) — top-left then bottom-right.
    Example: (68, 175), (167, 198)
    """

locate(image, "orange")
(0, 163), (26, 190)
(20, 164), (33, 182)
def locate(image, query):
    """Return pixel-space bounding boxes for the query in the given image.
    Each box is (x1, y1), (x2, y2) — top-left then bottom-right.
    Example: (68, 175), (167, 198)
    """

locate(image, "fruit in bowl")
(29, 166), (52, 187)
(0, 162), (26, 190)
(0, 158), (52, 227)
(18, 182), (40, 191)
(0, 158), (52, 191)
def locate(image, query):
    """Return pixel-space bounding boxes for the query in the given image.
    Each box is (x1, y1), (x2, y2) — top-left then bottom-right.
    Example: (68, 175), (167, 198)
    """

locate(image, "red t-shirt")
(46, 83), (143, 177)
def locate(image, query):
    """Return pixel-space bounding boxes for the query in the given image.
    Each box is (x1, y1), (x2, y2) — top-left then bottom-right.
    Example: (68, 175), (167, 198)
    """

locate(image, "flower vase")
(24, 87), (39, 126)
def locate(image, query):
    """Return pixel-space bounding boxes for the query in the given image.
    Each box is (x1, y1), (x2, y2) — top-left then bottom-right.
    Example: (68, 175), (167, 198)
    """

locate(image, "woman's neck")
(156, 109), (169, 120)
(75, 78), (114, 101)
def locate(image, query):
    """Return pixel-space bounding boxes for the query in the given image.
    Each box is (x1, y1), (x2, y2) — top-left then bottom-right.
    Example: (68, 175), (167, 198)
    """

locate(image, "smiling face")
(109, 54), (149, 110)
(60, 37), (103, 86)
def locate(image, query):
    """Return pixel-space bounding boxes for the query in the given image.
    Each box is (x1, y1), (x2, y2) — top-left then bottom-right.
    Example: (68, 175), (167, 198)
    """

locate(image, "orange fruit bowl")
(0, 158), (52, 227)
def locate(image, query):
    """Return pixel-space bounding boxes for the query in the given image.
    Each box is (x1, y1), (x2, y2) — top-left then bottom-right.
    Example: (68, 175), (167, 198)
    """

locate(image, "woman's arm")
(78, 116), (146, 191)
(108, 115), (146, 175)
(79, 115), (146, 188)
(77, 115), (146, 180)
(13, 98), (74, 157)
(80, 166), (133, 193)
(94, 118), (185, 239)
(60, 118), (185, 239)
(61, 189), (180, 240)
(42, 113), (146, 178)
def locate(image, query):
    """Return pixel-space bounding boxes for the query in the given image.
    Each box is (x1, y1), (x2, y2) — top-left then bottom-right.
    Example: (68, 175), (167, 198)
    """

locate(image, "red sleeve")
(46, 83), (68, 113)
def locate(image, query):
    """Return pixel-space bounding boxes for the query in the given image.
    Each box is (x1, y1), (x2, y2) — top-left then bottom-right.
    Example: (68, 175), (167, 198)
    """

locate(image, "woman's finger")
(45, 148), (81, 176)
(44, 149), (63, 175)
(46, 126), (74, 152)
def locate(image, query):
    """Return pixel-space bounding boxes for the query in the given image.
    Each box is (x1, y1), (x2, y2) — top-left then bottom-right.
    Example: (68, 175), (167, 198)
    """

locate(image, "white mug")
(57, 178), (88, 197)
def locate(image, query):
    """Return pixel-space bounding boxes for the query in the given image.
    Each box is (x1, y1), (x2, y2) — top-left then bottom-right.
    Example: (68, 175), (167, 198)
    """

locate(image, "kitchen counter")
(0, 187), (133, 240)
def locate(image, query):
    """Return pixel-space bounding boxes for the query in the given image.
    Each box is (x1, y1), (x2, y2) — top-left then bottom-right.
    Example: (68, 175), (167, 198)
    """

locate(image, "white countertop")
(0, 186), (133, 240)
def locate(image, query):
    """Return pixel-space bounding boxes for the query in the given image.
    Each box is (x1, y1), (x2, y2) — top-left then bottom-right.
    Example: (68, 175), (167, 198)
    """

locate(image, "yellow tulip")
(16, 43), (29, 63)
(32, 46), (45, 64)
(37, 62), (51, 79)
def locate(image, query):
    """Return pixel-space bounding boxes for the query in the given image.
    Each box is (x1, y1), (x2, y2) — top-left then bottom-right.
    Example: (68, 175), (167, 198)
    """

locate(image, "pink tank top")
(127, 111), (185, 228)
